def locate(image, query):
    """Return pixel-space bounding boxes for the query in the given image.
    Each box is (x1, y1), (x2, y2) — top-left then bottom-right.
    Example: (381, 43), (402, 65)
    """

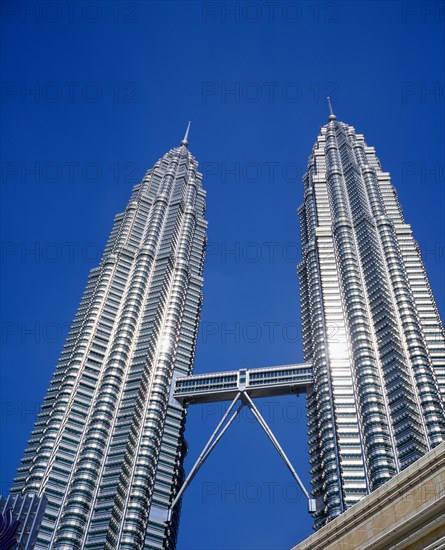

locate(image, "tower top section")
(180, 121), (191, 147)
(327, 97), (337, 121)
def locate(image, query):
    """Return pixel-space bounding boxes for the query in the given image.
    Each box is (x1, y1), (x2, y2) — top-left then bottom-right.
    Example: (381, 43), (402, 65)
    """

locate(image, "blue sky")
(1, 1), (444, 548)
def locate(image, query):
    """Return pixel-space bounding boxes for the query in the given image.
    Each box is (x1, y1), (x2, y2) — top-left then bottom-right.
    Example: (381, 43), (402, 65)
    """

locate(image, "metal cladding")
(11, 140), (207, 549)
(298, 114), (445, 528)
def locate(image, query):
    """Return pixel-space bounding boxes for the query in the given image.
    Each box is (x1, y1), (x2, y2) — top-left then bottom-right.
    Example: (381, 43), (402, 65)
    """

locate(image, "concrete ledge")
(293, 442), (445, 550)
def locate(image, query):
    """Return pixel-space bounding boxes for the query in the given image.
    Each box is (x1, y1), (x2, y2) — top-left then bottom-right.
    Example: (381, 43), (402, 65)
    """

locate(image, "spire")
(327, 97), (337, 121)
(180, 121), (191, 147)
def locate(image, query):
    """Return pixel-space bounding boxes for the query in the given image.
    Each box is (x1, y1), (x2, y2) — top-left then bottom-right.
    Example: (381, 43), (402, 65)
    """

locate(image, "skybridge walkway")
(173, 363), (313, 404)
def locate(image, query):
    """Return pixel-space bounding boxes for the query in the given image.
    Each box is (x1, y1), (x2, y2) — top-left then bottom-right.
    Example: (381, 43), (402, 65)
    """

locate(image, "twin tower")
(6, 111), (445, 549)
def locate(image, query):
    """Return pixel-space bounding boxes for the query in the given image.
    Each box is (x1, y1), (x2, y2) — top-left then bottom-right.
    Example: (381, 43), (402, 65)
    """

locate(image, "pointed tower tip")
(180, 121), (191, 147)
(327, 97), (336, 121)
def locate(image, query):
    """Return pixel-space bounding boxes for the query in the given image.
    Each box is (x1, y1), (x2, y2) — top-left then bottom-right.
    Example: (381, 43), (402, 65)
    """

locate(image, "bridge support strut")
(167, 390), (316, 521)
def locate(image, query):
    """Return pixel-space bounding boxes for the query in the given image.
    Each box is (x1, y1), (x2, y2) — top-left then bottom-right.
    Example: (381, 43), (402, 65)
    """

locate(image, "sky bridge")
(173, 363), (314, 404)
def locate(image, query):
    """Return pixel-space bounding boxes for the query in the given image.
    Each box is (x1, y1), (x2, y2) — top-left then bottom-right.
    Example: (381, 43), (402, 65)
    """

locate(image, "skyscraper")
(298, 104), (445, 528)
(10, 126), (207, 549)
(6, 109), (445, 548)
